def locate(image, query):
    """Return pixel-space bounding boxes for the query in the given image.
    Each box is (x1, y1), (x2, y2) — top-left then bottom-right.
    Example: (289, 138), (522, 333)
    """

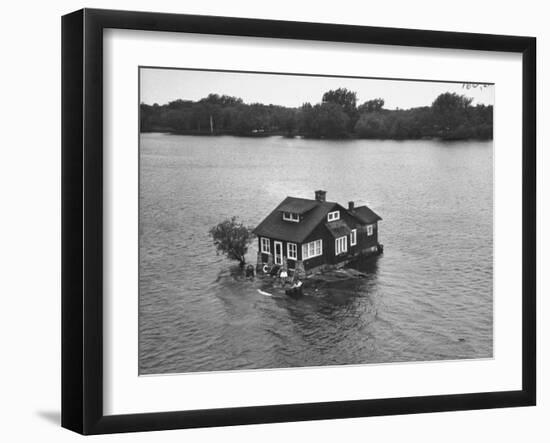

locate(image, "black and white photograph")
(1, 0), (545, 438)
(139, 68), (494, 375)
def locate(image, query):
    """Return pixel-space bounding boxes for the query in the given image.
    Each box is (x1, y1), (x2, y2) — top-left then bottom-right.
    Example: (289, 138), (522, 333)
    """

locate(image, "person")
(245, 264), (255, 278)
(285, 279), (303, 297)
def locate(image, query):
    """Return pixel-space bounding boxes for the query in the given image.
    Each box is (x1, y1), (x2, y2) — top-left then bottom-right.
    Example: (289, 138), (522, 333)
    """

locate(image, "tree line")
(140, 88), (492, 140)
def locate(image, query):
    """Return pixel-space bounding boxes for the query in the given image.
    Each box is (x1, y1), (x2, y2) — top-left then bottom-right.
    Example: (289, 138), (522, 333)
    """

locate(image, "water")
(139, 133), (493, 374)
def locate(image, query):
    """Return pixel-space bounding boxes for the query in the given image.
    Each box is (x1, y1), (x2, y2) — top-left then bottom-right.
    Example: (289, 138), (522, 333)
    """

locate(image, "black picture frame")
(61, 8), (536, 435)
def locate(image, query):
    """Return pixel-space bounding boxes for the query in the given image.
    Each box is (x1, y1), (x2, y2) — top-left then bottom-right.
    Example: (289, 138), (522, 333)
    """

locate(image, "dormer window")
(282, 212), (300, 223)
(327, 211), (340, 222)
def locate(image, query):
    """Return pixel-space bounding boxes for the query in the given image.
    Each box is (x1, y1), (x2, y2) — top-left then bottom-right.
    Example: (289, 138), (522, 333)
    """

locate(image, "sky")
(140, 68), (495, 110)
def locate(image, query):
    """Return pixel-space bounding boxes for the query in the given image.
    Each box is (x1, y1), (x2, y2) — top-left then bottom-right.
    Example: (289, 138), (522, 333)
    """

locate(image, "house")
(253, 190), (382, 276)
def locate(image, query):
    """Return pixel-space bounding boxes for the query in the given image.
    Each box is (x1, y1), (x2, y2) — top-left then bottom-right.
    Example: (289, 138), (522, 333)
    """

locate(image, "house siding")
(357, 222), (379, 251)
(259, 221), (379, 272)
(256, 202), (381, 274)
(301, 223), (329, 270)
(258, 237), (298, 269)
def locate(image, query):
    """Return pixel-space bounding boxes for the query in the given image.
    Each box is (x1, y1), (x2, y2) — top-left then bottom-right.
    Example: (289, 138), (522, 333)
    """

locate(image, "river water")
(139, 133), (493, 374)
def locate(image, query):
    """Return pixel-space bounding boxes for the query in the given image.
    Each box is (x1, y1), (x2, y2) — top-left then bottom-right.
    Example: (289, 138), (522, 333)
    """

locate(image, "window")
(314, 239), (322, 256)
(282, 212), (299, 222)
(287, 242), (297, 260)
(302, 239), (323, 260)
(260, 237), (270, 254)
(350, 229), (357, 246)
(367, 224), (374, 236)
(335, 236), (348, 255)
(327, 211), (340, 222)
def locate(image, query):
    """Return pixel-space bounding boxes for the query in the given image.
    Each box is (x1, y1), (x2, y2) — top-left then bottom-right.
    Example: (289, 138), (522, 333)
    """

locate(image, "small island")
(141, 88), (493, 141)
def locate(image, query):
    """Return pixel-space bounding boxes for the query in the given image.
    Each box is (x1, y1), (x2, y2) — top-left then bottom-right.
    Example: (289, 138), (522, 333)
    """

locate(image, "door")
(274, 241), (283, 265)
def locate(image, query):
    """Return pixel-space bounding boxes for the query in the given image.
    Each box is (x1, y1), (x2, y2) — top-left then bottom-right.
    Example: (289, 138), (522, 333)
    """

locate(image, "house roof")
(325, 220), (351, 238)
(351, 206), (383, 224)
(253, 197), (337, 243)
(277, 198), (318, 215)
(253, 196), (381, 243)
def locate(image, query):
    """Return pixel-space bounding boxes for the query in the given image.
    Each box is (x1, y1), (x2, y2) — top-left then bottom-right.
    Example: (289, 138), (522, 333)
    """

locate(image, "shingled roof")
(253, 195), (381, 243)
(351, 206), (383, 224)
(277, 198), (319, 215)
(324, 219), (351, 238)
(253, 197), (338, 243)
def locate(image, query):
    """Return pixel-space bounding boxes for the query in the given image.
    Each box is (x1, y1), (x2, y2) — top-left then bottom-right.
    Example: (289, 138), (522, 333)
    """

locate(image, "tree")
(209, 217), (253, 267)
(139, 89), (492, 140)
(277, 108), (297, 136)
(199, 93), (243, 106)
(354, 113), (388, 138)
(432, 92), (473, 112)
(358, 98), (385, 114)
(299, 102), (349, 138)
(322, 88), (357, 115)
(321, 88), (358, 131)
(297, 102), (314, 135)
(431, 92), (473, 138)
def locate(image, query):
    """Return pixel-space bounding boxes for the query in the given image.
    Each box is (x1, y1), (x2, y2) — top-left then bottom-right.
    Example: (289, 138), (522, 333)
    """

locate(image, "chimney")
(315, 190), (326, 202)
(348, 201), (355, 211)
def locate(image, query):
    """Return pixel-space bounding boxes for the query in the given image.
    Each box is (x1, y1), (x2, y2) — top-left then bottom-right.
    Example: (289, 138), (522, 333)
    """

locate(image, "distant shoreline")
(141, 90), (493, 142)
(140, 129), (492, 142)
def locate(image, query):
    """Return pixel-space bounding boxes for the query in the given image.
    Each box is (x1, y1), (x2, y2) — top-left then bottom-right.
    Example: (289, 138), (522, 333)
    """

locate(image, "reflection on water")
(139, 134), (493, 374)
